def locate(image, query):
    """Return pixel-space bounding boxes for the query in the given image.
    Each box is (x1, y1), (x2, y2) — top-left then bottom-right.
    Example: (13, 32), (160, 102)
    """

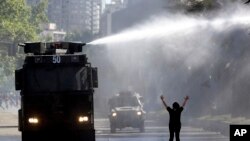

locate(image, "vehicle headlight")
(112, 112), (117, 117)
(137, 111), (142, 116)
(78, 116), (89, 122)
(28, 117), (39, 124)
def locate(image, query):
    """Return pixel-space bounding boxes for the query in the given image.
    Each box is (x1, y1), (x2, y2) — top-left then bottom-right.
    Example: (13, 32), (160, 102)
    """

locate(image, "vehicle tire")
(110, 123), (116, 133)
(22, 132), (31, 141)
(72, 130), (95, 141)
(139, 121), (145, 133)
(22, 132), (41, 141)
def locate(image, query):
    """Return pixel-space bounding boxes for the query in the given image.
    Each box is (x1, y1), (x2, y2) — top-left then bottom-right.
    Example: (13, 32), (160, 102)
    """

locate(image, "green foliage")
(43, 34), (53, 42)
(0, 0), (37, 42)
(0, 0), (48, 86)
(0, 0), (48, 42)
(0, 54), (16, 76)
(30, 0), (49, 33)
(0, 52), (18, 87)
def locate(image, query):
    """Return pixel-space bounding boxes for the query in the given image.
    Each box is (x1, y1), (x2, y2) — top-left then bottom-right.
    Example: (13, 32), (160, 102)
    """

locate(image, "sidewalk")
(0, 110), (19, 136)
(0, 110), (18, 126)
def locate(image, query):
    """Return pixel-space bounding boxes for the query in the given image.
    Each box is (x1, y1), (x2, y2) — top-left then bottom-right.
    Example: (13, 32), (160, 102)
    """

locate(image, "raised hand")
(160, 95), (165, 100)
(160, 95), (168, 108)
(182, 96), (189, 107)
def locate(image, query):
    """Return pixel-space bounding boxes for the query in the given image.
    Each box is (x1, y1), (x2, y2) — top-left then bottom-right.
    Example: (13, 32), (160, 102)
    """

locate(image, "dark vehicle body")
(108, 91), (145, 133)
(15, 42), (98, 141)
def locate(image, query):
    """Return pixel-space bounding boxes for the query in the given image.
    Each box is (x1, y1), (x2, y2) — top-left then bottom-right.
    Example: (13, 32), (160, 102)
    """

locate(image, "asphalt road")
(0, 118), (229, 141)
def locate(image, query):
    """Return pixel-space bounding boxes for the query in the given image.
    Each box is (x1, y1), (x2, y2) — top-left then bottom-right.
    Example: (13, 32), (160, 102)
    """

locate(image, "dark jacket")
(167, 106), (183, 127)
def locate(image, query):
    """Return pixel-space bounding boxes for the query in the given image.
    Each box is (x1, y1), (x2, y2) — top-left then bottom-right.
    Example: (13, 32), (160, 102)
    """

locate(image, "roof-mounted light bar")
(19, 42), (86, 55)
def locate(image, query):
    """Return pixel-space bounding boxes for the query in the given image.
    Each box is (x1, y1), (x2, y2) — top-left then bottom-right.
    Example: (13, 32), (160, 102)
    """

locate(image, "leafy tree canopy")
(0, 0), (37, 42)
(0, 0), (48, 85)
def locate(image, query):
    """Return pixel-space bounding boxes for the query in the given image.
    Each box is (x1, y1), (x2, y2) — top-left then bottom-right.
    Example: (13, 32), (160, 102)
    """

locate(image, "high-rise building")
(48, 0), (86, 33)
(27, 0), (102, 35)
(85, 0), (102, 34)
(110, 0), (166, 33)
(100, 0), (126, 35)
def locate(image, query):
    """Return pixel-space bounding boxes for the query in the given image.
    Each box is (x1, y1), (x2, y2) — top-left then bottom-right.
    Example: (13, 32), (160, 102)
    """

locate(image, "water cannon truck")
(15, 42), (98, 141)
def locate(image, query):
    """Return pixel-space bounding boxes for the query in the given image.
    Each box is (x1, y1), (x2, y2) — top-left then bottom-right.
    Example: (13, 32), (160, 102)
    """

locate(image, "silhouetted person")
(245, 0), (250, 4)
(160, 95), (189, 141)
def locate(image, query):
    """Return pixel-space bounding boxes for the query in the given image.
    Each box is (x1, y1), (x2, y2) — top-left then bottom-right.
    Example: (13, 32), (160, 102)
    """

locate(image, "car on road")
(108, 91), (145, 133)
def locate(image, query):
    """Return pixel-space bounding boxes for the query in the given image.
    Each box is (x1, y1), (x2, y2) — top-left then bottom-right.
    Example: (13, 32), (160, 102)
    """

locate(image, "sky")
(105, 0), (111, 4)
(105, 0), (124, 4)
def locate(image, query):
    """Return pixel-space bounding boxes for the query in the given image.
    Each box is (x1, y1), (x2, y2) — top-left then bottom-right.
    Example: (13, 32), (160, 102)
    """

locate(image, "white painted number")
(52, 56), (61, 63)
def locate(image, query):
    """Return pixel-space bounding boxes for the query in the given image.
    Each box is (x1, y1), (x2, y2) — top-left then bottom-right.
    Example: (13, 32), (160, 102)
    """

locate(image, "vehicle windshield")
(109, 95), (140, 108)
(26, 66), (88, 92)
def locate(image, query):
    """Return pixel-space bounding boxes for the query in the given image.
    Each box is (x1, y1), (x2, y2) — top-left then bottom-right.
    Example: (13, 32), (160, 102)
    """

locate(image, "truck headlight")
(112, 112), (117, 117)
(78, 116), (89, 122)
(28, 117), (39, 124)
(137, 111), (142, 116)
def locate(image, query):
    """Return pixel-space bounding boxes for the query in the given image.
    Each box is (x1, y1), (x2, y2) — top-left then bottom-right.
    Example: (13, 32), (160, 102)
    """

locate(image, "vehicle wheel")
(139, 121), (145, 133)
(73, 130), (95, 141)
(22, 132), (41, 141)
(110, 124), (116, 133)
(22, 132), (31, 141)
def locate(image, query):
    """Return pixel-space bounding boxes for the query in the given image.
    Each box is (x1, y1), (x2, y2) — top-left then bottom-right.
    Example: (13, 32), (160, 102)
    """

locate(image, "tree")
(0, 0), (37, 43)
(0, 0), (48, 48)
(30, 0), (49, 33)
(0, 0), (48, 87)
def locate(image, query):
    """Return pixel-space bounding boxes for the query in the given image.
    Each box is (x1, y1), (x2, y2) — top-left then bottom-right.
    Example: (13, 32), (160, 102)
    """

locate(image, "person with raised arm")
(160, 95), (189, 141)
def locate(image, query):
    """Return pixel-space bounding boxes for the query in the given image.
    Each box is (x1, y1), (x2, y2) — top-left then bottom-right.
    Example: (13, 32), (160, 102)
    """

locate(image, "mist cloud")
(90, 1), (250, 118)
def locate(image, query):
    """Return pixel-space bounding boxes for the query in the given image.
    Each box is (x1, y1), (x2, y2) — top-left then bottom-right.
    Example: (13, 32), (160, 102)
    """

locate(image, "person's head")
(173, 102), (180, 109)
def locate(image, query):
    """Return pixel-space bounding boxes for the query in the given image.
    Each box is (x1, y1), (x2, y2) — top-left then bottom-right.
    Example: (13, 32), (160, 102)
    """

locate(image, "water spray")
(88, 11), (250, 46)
(90, 3), (250, 118)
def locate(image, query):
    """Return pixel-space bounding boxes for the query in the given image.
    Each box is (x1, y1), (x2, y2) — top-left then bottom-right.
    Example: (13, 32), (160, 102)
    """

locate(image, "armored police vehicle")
(15, 42), (98, 141)
(108, 91), (145, 133)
